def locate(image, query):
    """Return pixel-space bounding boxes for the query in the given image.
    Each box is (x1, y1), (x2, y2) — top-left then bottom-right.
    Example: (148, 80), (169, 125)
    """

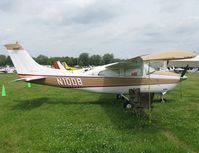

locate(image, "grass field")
(0, 73), (199, 153)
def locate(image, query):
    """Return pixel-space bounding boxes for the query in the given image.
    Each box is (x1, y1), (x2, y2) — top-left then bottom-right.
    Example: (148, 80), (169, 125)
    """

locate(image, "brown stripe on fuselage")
(25, 75), (180, 88)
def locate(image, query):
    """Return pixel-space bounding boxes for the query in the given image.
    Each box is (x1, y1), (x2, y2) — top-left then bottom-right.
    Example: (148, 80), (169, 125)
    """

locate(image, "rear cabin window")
(125, 68), (142, 76)
(98, 58), (144, 77)
(98, 67), (143, 77)
(98, 69), (120, 77)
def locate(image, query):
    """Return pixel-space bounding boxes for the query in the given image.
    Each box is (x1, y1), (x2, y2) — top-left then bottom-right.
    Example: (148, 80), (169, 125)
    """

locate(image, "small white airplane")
(54, 61), (90, 73)
(0, 65), (16, 73)
(174, 67), (185, 73)
(4, 42), (197, 110)
(54, 61), (67, 70)
(187, 68), (198, 73)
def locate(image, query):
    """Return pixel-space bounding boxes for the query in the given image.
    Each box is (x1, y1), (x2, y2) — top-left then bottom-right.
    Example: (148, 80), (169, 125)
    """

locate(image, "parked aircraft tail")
(64, 62), (80, 70)
(57, 61), (67, 70)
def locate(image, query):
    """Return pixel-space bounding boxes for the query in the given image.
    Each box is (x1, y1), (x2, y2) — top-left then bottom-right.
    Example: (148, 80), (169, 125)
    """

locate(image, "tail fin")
(64, 62), (80, 70)
(53, 61), (59, 69)
(4, 42), (43, 74)
(56, 61), (67, 70)
(64, 62), (70, 70)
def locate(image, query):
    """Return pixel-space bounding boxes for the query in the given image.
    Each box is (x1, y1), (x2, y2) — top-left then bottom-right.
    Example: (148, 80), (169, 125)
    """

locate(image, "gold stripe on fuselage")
(29, 76), (180, 88)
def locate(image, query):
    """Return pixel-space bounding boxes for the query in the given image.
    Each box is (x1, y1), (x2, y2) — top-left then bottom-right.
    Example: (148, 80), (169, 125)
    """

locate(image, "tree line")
(0, 53), (122, 67)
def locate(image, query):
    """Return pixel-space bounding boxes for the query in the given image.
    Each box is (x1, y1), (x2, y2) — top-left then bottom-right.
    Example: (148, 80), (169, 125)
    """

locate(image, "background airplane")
(53, 61), (81, 71)
(0, 65), (16, 73)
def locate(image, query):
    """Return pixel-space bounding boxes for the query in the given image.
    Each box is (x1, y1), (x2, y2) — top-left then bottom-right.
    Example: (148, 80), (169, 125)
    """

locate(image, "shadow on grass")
(12, 95), (155, 130)
(13, 97), (104, 110)
(153, 98), (177, 103)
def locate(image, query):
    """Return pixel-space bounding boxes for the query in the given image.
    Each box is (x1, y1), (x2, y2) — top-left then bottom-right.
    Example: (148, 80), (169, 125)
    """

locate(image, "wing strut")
(148, 61), (152, 124)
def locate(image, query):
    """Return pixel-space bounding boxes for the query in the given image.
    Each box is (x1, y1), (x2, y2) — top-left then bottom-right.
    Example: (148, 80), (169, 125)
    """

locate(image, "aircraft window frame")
(98, 69), (120, 77)
(143, 63), (156, 75)
(98, 67), (144, 77)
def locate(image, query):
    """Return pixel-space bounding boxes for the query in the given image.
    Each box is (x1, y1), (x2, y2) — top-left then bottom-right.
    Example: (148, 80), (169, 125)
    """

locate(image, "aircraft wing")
(11, 76), (45, 82)
(106, 50), (196, 69)
(141, 50), (197, 61)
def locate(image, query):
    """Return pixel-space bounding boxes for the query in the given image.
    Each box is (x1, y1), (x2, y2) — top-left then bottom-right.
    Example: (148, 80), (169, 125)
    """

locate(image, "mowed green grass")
(0, 73), (199, 153)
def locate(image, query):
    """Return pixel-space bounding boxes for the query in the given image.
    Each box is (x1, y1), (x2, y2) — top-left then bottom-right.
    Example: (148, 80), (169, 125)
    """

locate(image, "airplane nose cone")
(180, 75), (187, 81)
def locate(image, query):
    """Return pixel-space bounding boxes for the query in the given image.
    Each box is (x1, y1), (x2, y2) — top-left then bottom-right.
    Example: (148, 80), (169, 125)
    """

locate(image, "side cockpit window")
(98, 67), (143, 77)
(125, 68), (142, 76)
(144, 63), (155, 75)
(98, 58), (144, 77)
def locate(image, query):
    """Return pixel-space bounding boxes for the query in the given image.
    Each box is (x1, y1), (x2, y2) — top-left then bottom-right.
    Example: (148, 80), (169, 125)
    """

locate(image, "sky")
(0, 0), (199, 58)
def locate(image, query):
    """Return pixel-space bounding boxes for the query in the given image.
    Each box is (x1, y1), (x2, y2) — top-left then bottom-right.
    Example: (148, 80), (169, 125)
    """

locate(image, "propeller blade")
(181, 64), (189, 77)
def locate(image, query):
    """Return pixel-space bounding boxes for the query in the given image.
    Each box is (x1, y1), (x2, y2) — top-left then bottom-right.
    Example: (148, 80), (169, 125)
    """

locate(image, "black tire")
(123, 100), (129, 108)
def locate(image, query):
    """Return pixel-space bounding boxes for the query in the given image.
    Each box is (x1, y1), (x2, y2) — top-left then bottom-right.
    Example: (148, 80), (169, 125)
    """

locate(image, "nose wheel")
(160, 92), (167, 103)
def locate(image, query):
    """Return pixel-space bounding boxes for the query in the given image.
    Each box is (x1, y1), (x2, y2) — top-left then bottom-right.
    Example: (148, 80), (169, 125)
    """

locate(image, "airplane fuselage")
(18, 70), (180, 94)
(5, 42), (189, 95)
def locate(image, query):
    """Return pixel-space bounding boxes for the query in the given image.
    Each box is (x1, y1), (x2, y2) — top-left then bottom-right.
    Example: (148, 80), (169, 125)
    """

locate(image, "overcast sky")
(1, 0), (199, 58)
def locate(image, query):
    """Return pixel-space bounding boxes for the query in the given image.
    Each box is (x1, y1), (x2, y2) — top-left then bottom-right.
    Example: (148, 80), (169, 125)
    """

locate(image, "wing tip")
(4, 42), (23, 50)
(142, 50), (197, 61)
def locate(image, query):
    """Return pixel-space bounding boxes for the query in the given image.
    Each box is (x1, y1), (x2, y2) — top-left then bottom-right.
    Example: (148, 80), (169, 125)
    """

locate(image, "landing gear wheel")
(123, 100), (132, 109)
(123, 100), (129, 108)
(126, 103), (132, 109)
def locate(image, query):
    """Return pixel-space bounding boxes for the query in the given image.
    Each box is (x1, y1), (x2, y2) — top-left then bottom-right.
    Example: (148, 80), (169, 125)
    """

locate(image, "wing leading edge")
(141, 50), (197, 61)
(106, 50), (197, 69)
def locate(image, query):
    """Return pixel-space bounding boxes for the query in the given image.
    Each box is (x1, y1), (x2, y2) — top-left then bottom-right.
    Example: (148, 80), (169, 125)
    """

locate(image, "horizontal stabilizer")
(11, 76), (45, 82)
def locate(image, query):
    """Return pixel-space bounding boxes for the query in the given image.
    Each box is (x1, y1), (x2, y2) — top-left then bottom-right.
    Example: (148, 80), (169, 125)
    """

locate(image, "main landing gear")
(117, 89), (154, 116)
(116, 94), (132, 108)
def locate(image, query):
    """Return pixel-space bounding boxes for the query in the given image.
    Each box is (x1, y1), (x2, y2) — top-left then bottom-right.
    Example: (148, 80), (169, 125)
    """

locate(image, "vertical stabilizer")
(4, 42), (42, 74)
(56, 61), (67, 70)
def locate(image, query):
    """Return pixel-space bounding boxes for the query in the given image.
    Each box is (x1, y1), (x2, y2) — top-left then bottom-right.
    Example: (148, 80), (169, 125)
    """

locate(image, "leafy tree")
(90, 55), (102, 66)
(0, 55), (6, 66)
(35, 55), (49, 65)
(78, 53), (89, 66)
(113, 58), (122, 63)
(103, 53), (114, 64)
(5, 56), (13, 66)
(71, 57), (78, 66)
(78, 60), (84, 67)
(0, 52), (121, 67)
(63, 56), (73, 66)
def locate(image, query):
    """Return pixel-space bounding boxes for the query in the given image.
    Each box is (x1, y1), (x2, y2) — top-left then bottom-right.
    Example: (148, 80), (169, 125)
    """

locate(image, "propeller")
(180, 64), (189, 98)
(181, 64), (189, 78)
